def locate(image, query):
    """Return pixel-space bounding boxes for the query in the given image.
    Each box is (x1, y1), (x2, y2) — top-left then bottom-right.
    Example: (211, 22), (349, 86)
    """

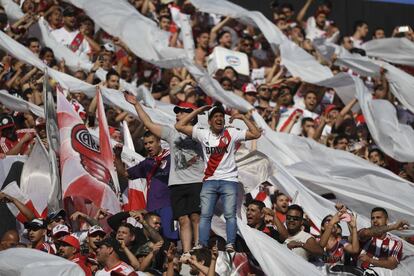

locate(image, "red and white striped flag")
(121, 121), (146, 211)
(57, 87), (120, 214)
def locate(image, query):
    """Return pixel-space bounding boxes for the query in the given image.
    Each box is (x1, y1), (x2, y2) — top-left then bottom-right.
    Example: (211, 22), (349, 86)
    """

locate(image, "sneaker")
(190, 244), (203, 252)
(225, 243), (235, 253)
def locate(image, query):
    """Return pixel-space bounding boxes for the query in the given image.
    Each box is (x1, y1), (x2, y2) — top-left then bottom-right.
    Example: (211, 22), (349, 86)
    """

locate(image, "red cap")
(324, 104), (339, 116)
(178, 101), (198, 110)
(58, 235), (80, 251)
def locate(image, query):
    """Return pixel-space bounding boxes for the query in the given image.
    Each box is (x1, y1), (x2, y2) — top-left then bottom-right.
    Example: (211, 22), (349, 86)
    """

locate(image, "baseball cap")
(103, 42), (115, 53)
(62, 6), (76, 17)
(24, 218), (46, 230)
(46, 209), (66, 223)
(56, 235), (80, 251)
(52, 224), (70, 238)
(88, 225), (106, 237)
(173, 106), (193, 114)
(208, 105), (225, 120)
(0, 115), (15, 131)
(242, 83), (257, 94)
(324, 104), (339, 116)
(95, 237), (123, 256)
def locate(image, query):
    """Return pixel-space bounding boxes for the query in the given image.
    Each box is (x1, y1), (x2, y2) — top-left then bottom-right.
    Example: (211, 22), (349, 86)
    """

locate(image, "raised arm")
(296, 0), (314, 25)
(344, 214), (360, 254)
(358, 220), (409, 241)
(175, 105), (211, 136)
(209, 16), (232, 47)
(334, 98), (358, 129)
(229, 111), (261, 140)
(124, 92), (162, 138)
(0, 192), (35, 221)
(319, 212), (341, 248)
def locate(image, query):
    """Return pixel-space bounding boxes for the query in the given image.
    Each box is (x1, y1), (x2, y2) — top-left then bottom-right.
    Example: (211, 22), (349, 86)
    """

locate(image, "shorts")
(170, 182), (202, 219)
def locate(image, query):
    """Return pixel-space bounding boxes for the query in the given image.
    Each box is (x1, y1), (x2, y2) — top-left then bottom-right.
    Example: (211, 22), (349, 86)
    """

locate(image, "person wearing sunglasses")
(283, 204), (323, 261)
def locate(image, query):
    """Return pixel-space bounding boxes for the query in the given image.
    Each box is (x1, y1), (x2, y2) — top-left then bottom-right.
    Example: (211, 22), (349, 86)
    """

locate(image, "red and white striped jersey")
(358, 233), (403, 269)
(95, 261), (137, 276)
(192, 126), (246, 182)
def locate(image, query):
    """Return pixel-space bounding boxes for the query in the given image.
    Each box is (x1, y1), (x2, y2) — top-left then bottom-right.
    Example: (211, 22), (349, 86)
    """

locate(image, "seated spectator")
(283, 205), (323, 261)
(358, 207), (408, 271)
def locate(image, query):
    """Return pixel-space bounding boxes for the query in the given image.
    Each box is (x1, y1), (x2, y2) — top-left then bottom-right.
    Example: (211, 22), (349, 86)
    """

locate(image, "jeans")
(199, 180), (238, 246)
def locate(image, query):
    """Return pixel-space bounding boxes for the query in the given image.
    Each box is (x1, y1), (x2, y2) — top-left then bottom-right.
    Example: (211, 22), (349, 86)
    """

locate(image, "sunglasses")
(89, 232), (105, 238)
(286, 215), (303, 222)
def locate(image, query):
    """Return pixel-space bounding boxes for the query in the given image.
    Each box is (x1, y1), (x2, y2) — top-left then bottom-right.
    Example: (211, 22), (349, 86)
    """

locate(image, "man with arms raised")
(358, 207), (408, 271)
(123, 93), (205, 258)
(175, 105), (261, 252)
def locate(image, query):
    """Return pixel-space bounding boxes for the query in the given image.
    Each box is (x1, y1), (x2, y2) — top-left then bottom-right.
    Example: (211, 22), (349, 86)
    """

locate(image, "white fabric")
(0, 0), (24, 22)
(363, 38), (414, 66)
(66, 0), (187, 68)
(38, 17), (93, 72)
(51, 27), (91, 61)
(0, 248), (85, 276)
(0, 90), (44, 118)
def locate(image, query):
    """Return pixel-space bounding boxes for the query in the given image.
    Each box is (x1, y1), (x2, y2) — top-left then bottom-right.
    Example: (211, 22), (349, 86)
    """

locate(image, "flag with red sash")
(57, 86), (120, 214)
(69, 32), (85, 52)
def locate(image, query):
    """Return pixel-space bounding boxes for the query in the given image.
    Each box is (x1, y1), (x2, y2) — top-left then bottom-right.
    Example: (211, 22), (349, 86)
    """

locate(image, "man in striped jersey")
(358, 207), (409, 270)
(175, 105), (261, 252)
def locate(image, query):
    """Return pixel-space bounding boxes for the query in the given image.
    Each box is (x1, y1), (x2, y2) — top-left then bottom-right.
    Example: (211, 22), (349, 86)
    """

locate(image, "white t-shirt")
(192, 126), (246, 182)
(51, 27), (91, 61)
(95, 261), (137, 276)
(284, 230), (314, 261)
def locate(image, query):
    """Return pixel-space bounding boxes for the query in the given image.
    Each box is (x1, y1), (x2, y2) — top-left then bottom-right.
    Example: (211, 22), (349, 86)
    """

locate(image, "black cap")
(95, 237), (123, 257)
(152, 82), (168, 94)
(46, 209), (66, 223)
(173, 106), (193, 114)
(208, 105), (225, 120)
(24, 218), (47, 230)
(63, 6), (76, 17)
(0, 115), (15, 131)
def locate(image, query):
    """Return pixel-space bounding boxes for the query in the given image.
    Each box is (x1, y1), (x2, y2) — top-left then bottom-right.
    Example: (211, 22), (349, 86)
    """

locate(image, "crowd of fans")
(0, 0), (413, 275)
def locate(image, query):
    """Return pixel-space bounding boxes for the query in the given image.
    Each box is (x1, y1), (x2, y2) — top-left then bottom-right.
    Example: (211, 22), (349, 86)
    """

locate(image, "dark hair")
(322, 0), (333, 10)
(39, 47), (54, 59)
(279, 3), (294, 11)
(240, 34), (254, 43)
(304, 90), (317, 98)
(217, 30), (231, 43)
(159, 15), (171, 22)
(301, 117), (314, 127)
(333, 134), (348, 147)
(118, 222), (135, 236)
(26, 37), (39, 47)
(371, 207), (388, 218)
(106, 69), (120, 81)
(353, 20), (368, 33)
(143, 211), (161, 222)
(368, 148), (385, 160)
(143, 131), (160, 140)
(219, 76), (233, 84)
(192, 248), (212, 267)
(248, 200), (266, 211)
(321, 214), (333, 228)
(287, 204), (304, 218)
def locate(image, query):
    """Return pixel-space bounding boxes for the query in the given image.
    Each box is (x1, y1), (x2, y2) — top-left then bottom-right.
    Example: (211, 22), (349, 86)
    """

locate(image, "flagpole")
(43, 69), (63, 211)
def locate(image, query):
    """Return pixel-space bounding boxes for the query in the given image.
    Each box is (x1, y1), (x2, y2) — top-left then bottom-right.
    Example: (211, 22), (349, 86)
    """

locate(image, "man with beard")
(351, 20), (369, 49)
(0, 115), (34, 155)
(95, 237), (137, 276)
(51, 6), (91, 61)
(238, 35), (258, 69)
(283, 204), (323, 261)
(120, 93), (204, 258)
(194, 30), (210, 67)
(57, 235), (92, 276)
(255, 84), (274, 108)
(272, 192), (290, 224)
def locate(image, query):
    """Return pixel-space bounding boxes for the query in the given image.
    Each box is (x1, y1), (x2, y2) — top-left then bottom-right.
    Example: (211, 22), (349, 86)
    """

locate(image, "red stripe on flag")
(204, 130), (231, 181)
(127, 189), (146, 210)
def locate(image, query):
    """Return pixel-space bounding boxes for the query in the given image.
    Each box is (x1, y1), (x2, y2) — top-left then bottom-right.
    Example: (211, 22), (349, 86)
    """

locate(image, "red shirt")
(0, 129), (35, 154)
(35, 242), (55, 254)
(72, 254), (93, 276)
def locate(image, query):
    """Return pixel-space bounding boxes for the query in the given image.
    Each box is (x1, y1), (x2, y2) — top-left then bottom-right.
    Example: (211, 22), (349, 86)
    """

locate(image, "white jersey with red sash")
(276, 106), (303, 135)
(358, 233), (403, 269)
(192, 126), (246, 182)
(0, 128), (35, 154)
(51, 27), (91, 61)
